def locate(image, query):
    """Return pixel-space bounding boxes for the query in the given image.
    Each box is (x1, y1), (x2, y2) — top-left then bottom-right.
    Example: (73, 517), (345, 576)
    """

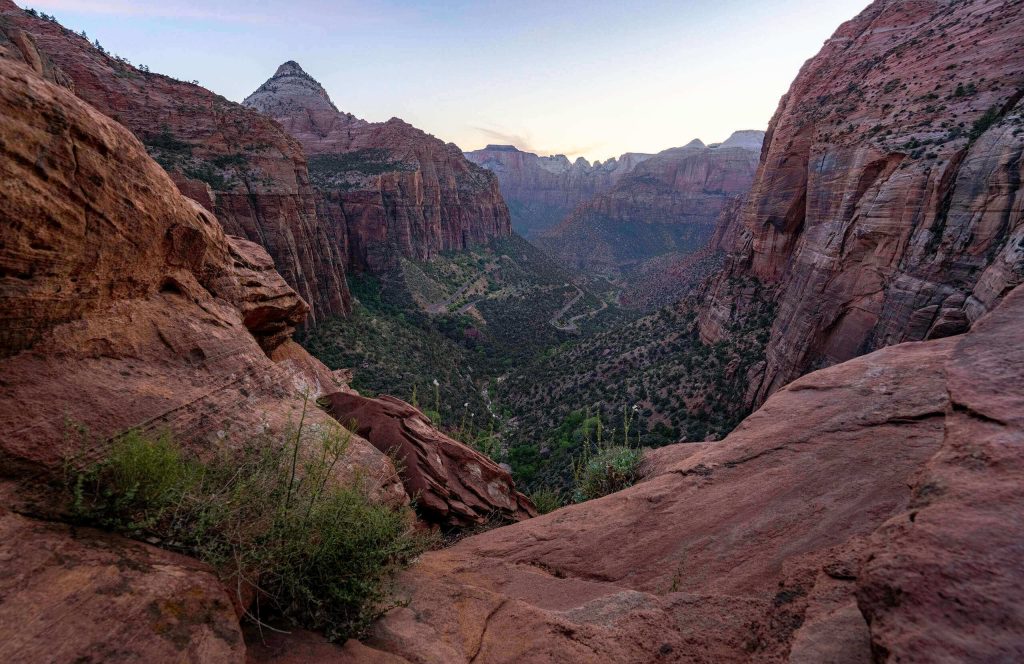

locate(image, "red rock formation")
(539, 132), (763, 274)
(244, 62), (512, 274)
(324, 393), (536, 528)
(328, 283), (1021, 663)
(0, 2), (351, 324)
(699, 0), (1024, 406)
(0, 509), (245, 663)
(0, 56), (403, 514)
(464, 145), (652, 236)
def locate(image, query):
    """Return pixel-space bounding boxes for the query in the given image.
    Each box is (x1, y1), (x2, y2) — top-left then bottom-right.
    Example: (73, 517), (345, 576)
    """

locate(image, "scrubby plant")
(65, 400), (428, 642)
(529, 488), (565, 514)
(571, 444), (643, 502)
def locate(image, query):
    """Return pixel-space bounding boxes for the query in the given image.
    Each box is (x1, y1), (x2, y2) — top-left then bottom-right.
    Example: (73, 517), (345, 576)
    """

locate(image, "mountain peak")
(719, 129), (766, 151)
(243, 61), (338, 115)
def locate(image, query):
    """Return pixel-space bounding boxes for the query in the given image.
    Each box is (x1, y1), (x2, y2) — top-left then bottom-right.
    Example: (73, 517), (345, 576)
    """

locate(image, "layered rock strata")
(539, 132), (763, 274)
(699, 0), (1024, 405)
(464, 144), (652, 236)
(0, 2), (351, 324)
(244, 61), (512, 274)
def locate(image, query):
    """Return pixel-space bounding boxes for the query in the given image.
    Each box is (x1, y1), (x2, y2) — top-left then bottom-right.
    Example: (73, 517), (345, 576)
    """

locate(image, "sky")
(22, 0), (869, 161)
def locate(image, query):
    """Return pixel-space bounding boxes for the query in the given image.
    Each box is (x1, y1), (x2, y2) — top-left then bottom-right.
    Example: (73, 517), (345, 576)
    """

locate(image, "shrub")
(529, 488), (564, 514)
(66, 403), (428, 642)
(571, 445), (643, 502)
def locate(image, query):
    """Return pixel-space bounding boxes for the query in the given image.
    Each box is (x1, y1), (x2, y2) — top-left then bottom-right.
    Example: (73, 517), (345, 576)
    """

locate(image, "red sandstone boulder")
(323, 393), (536, 528)
(0, 1), (351, 324)
(0, 56), (403, 513)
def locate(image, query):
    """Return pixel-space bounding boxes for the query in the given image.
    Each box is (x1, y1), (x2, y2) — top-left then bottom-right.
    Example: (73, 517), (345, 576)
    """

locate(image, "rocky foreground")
(0, 44), (530, 661)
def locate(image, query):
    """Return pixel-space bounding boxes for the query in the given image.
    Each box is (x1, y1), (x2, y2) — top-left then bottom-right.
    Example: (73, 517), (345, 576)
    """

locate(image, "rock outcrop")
(464, 145), (652, 236)
(0, 509), (245, 663)
(0, 55), (403, 513)
(699, 0), (1024, 406)
(0, 2), (351, 324)
(244, 62), (512, 274)
(324, 393), (537, 528)
(345, 283), (1023, 663)
(538, 132), (763, 274)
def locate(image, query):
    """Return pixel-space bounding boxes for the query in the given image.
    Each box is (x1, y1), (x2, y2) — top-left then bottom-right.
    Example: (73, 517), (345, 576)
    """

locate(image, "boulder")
(323, 393), (536, 527)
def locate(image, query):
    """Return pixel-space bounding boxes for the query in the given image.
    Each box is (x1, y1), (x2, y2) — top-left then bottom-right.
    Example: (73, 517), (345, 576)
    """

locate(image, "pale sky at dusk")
(22, 0), (869, 161)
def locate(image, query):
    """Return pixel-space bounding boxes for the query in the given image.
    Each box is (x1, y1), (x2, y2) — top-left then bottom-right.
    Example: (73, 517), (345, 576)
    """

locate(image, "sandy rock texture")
(324, 393), (536, 528)
(0, 2), (351, 324)
(344, 283), (1023, 663)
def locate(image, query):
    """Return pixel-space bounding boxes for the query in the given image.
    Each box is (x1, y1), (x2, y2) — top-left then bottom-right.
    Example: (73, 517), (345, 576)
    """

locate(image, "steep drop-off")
(464, 145), (652, 236)
(699, 0), (1024, 405)
(244, 62), (512, 274)
(539, 132), (763, 274)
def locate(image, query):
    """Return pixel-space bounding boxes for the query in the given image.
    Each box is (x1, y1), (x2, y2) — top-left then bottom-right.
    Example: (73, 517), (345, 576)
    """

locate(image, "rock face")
(244, 62), (512, 274)
(699, 0), (1024, 406)
(0, 2), (351, 324)
(464, 145), (653, 236)
(0, 509), (245, 663)
(0, 55), (403, 513)
(324, 393), (537, 528)
(538, 132), (763, 274)
(354, 283), (1024, 663)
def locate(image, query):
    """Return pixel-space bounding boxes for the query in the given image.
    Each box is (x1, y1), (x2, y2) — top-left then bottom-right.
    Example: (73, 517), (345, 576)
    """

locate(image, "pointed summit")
(243, 60), (338, 115)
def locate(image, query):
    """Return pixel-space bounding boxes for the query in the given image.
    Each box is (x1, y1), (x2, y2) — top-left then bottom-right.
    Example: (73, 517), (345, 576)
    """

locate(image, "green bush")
(571, 445), (643, 502)
(66, 405), (428, 642)
(529, 488), (564, 514)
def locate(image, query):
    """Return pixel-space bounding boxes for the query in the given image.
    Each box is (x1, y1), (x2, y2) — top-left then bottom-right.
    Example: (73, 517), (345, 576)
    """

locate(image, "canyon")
(464, 144), (652, 236)
(537, 131), (764, 275)
(0, 0), (1022, 662)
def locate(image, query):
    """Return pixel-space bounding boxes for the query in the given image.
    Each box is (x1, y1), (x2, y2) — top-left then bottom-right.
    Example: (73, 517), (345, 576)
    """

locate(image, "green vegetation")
(300, 236), (772, 502)
(307, 150), (415, 189)
(500, 278), (775, 492)
(572, 445), (643, 502)
(65, 407), (427, 642)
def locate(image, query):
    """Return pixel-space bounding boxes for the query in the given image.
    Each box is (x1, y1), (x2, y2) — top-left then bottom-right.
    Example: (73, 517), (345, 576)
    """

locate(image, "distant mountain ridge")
(465, 144), (653, 236)
(537, 131), (764, 275)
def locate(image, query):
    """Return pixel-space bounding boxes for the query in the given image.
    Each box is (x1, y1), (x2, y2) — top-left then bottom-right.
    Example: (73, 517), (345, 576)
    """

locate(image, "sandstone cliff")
(0, 2), (351, 324)
(244, 62), (512, 274)
(699, 0), (1024, 406)
(464, 144), (652, 236)
(538, 133), (763, 274)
